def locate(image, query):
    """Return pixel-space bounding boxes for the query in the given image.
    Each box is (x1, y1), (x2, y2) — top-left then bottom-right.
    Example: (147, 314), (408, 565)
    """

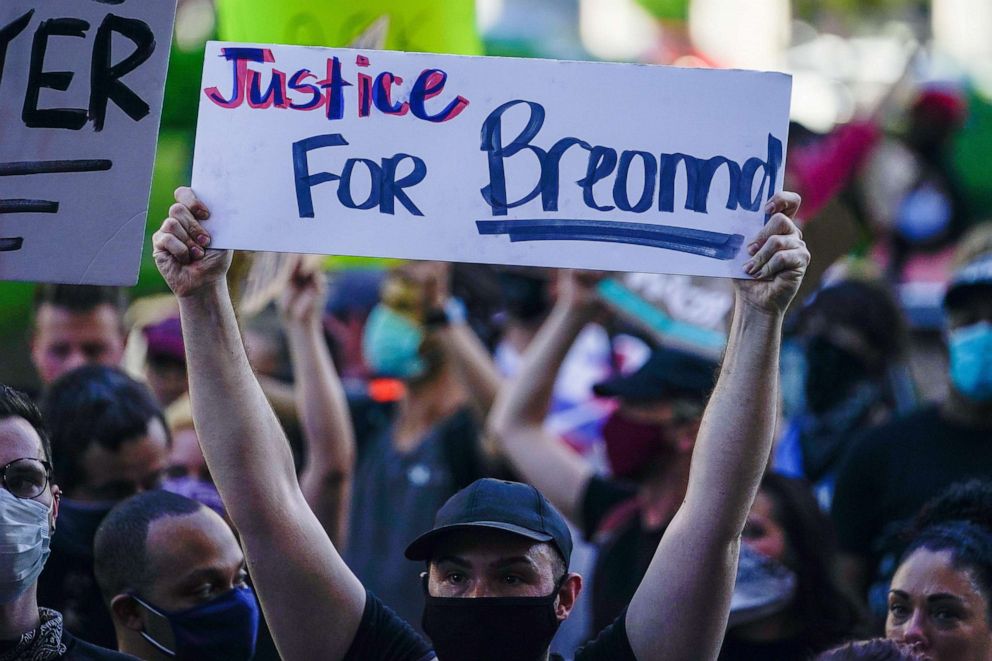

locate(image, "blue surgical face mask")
(132, 585), (260, 661)
(949, 321), (992, 402)
(0, 489), (51, 603)
(362, 304), (425, 379)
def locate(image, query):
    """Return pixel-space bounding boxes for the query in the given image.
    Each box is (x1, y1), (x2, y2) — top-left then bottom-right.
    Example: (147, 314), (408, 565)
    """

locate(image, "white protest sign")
(0, 1), (176, 285)
(193, 43), (791, 277)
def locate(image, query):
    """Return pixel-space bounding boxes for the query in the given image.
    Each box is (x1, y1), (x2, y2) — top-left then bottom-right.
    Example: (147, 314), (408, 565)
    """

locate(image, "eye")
(235, 569), (249, 587)
(444, 572), (465, 585)
(932, 607), (963, 625)
(501, 574), (523, 586)
(888, 602), (910, 621)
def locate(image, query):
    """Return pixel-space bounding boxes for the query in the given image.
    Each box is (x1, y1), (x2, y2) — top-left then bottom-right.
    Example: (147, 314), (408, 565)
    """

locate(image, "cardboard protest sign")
(192, 44), (791, 278)
(0, 1), (177, 285)
(215, 0), (481, 55)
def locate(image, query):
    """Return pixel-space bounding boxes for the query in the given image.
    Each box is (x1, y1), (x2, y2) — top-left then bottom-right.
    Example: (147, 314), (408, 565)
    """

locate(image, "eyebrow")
(433, 555), (538, 570)
(495, 556), (538, 570)
(889, 589), (966, 603)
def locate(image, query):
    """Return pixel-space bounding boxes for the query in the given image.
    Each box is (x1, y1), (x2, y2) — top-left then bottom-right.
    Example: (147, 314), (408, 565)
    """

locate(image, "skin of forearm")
(286, 320), (355, 547)
(434, 322), (503, 415)
(179, 281), (366, 661)
(626, 299), (783, 661)
(493, 302), (592, 431)
(685, 299), (782, 542)
(179, 282), (299, 524)
(286, 321), (355, 478)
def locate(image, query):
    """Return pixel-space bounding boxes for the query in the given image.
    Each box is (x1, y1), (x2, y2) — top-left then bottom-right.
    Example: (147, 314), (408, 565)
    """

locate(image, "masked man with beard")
(151, 186), (808, 660)
(94, 491), (260, 661)
(833, 226), (992, 618)
(0, 385), (134, 660)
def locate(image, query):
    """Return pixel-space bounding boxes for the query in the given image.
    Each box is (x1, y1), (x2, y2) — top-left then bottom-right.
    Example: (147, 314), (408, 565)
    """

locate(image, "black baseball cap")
(945, 253), (992, 310)
(593, 346), (719, 403)
(405, 478), (573, 566)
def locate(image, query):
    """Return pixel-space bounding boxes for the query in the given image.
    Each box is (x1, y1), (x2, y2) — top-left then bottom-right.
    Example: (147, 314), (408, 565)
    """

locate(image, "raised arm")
(153, 189), (366, 661)
(279, 258), (356, 549)
(486, 271), (600, 523)
(626, 193), (809, 661)
(420, 262), (503, 418)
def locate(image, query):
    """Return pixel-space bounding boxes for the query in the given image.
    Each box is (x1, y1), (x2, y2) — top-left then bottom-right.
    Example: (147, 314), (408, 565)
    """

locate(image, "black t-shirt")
(581, 476), (666, 635)
(343, 591), (635, 661)
(61, 629), (138, 660)
(832, 405), (992, 603)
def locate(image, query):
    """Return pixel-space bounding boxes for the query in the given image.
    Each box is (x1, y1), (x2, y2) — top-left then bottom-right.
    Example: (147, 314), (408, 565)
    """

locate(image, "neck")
(637, 456), (691, 531)
(0, 585), (41, 641)
(942, 390), (992, 430)
(394, 368), (464, 450)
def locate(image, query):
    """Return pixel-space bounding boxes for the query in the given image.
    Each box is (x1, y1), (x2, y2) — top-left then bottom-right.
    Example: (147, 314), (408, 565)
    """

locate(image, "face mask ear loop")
(130, 594), (178, 658)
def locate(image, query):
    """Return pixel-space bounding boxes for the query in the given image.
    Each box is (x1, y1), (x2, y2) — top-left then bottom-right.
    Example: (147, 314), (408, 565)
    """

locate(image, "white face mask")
(0, 489), (51, 603)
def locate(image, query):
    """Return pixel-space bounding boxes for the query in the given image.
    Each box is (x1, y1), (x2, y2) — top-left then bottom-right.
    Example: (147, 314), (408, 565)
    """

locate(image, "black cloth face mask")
(422, 580), (563, 661)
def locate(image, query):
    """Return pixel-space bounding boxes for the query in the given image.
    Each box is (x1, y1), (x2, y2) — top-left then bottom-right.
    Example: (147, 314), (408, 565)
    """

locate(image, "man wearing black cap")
(832, 229), (992, 616)
(488, 270), (721, 636)
(152, 186), (808, 660)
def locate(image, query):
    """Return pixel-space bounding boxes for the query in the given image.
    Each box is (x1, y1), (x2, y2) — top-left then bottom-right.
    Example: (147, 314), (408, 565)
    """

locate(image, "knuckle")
(168, 203), (188, 219)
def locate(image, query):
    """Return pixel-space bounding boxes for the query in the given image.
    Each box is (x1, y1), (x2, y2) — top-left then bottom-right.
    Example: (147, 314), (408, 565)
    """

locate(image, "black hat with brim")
(405, 479), (572, 566)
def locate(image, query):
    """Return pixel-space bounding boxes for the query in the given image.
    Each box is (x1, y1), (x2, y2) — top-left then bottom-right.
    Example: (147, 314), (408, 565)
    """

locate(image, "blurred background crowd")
(3, 0), (992, 659)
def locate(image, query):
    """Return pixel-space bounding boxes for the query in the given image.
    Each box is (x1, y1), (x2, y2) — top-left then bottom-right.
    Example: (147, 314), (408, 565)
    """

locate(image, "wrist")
(734, 298), (784, 330)
(177, 279), (229, 306)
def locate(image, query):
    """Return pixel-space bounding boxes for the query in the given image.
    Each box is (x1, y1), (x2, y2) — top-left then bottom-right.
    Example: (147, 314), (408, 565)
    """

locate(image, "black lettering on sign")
(90, 14), (155, 131)
(0, 10), (33, 89)
(21, 17), (90, 129)
(0, 238), (25, 252)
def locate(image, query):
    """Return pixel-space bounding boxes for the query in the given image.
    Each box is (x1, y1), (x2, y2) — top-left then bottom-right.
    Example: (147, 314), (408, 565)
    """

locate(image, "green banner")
(216, 0), (481, 54)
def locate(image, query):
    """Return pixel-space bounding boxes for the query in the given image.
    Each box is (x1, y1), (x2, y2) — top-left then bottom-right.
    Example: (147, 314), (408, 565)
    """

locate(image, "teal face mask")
(949, 321), (992, 402)
(362, 304), (425, 379)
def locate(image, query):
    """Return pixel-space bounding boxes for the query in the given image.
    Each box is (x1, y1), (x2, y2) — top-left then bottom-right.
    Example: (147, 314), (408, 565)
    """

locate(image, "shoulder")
(61, 630), (138, 661)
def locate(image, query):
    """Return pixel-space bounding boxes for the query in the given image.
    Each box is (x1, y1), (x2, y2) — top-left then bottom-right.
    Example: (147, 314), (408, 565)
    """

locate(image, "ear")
(49, 485), (61, 530)
(111, 595), (145, 632)
(554, 573), (583, 622)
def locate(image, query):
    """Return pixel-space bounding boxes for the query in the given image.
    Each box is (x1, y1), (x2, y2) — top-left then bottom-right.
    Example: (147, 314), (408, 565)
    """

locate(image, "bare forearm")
(490, 302), (590, 431)
(685, 300), (782, 539)
(436, 322), (503, 415)
(627, 301), (783, 661)
(180, 282), (298, 513)
(286, 321), (355, 546)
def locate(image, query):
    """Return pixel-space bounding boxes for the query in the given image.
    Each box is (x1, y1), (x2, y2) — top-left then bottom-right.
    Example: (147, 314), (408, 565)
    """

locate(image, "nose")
(900, 610), (930, 650)
(62, 350), (88, 374)
(465, 580), (492, 599)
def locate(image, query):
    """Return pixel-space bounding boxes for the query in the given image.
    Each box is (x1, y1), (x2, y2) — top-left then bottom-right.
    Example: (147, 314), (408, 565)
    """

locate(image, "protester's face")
(31, 304), (125, 385)
(887, 548), (992, 661)
(143, 507), (246, 612)
(167, 427), (208, 481)
(75, 417), (169, 502)
(145, 360), (188, 409)
(0, 417), (58, 519)
(428, 529), (565, 599)
(742, 491), (788, 563)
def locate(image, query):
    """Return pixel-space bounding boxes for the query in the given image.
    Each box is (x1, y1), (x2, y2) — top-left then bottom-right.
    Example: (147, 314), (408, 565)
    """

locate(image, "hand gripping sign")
(0, 0), (176, 285)
(192, 44), (791, 278)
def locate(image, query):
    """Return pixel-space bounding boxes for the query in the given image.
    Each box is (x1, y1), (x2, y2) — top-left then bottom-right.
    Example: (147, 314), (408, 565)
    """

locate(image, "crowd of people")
(0, 83), (991, 660)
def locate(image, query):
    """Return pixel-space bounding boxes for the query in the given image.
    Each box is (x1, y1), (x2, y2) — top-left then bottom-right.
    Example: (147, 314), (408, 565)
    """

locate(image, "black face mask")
(422, 586), (562, 661)
(803, 336), (869, 415)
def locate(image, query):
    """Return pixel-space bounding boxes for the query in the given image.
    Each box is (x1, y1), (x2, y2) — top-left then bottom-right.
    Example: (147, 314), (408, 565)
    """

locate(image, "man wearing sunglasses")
(0, 384), (134, 660)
